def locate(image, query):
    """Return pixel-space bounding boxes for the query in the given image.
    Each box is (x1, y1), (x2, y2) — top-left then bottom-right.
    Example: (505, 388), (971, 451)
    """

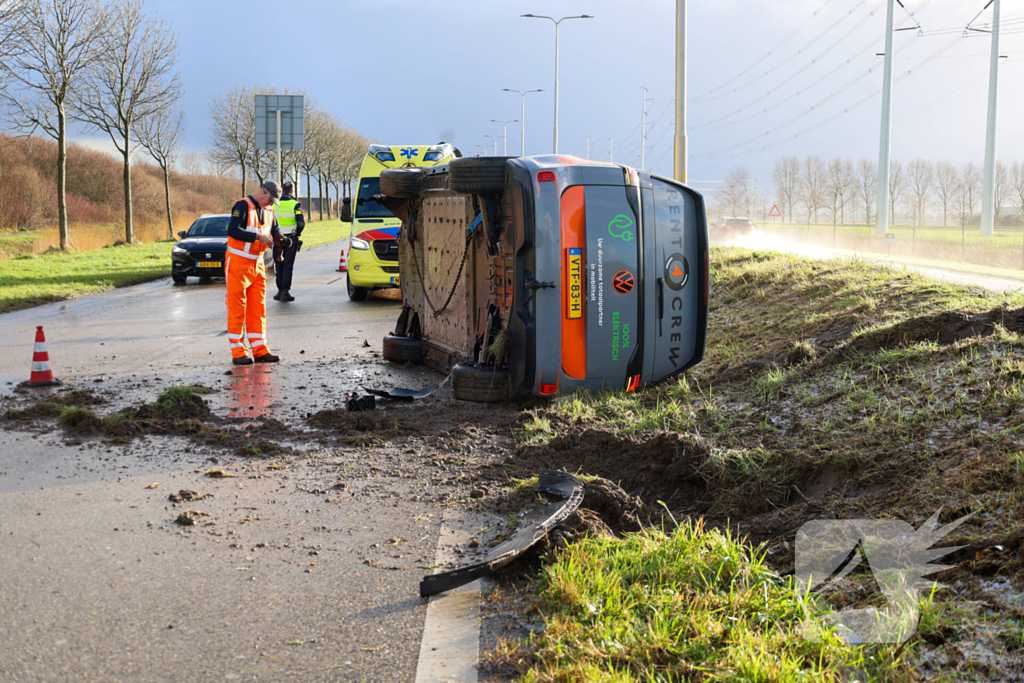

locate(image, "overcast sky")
(75, 0), (1024, 192)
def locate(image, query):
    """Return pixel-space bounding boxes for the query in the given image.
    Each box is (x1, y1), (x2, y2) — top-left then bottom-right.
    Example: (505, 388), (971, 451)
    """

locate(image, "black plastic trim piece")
(419, 470), (584, 597)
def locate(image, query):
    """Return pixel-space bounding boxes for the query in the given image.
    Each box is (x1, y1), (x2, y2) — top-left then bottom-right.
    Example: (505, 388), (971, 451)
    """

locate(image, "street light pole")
(484, 134), (499, 157)
(522, 14), (594, 154)
(491, 119), (519, 156)
(674, 0), (688, 182)
(980, 0), (1001, 237)
(501, 89), (543, 156)
(875, 0), (896, 235)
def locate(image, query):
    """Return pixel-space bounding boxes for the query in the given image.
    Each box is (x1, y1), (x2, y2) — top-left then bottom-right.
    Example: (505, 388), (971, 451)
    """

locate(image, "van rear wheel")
(382, 334), (424, 364)
(448, 157), (510, 195)
(380, 168), (423, 198)
(452, 363), (508, 403)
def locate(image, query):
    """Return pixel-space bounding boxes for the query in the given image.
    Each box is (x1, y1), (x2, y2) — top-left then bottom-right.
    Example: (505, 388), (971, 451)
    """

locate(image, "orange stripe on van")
(561, 186), (586, 379)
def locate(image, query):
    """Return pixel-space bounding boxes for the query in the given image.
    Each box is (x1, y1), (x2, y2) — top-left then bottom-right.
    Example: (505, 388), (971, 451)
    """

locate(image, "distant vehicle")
(340, 143), (459, 301)
(710, 216), (757, 240)
(171, 214), (274, 285)
(376, 155), (710, 401)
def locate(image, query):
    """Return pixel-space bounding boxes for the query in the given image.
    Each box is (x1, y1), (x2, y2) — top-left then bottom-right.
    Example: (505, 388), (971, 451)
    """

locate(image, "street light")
(484, 134), (499, 157)
(475, 144), (489, 157)
(521, 13), (594, 154)
(501, 88), (543, 156)
(490, 119), (518, 156)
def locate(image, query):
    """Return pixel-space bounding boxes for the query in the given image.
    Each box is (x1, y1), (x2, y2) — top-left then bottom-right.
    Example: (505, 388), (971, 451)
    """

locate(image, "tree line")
(717, 156), (1024, 233)
(0, 0), (180, 249)
(206, 85), (371, 222)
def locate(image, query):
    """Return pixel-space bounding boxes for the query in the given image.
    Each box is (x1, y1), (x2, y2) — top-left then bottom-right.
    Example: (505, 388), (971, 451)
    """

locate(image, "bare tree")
(208, 85), (255, 196)
(0, 0), (26, 61)
(135, 104), (183, 238)
(857, 159), (876, 227)
(716, 167), (752, 217)
(772, 156), (800, 223)
(0, 0), (105, 250)
(1012, 162), (1024, 267)
(907, 159), (933, 226)
(954, 162), (981, 260)
(825, 157), (853, 244)
(799, 155), (825, 233)
(178, 151), (205, 175)
(933, 161), (957, 227)
(338, 127), (368, 199)
(888, 159), (905, 225)
(76, 0), (180, 244)
(994, 160), (1009, 224)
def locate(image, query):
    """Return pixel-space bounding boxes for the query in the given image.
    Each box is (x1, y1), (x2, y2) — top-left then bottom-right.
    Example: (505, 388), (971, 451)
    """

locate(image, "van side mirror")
(177, 230), (187, 239)
(340, 197), (352, 223)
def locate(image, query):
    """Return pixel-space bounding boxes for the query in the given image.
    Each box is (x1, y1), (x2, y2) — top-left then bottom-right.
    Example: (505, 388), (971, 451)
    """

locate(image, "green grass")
(0, 240), (174, 313)
(301, 218), (351, 248)
(518, 521), (907, 682)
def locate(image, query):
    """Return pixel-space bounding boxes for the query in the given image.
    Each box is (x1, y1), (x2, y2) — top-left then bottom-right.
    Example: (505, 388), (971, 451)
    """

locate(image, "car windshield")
(727, 219), (752, 226)
(187, 217), (229, 236)
(355, 177), (394, 219)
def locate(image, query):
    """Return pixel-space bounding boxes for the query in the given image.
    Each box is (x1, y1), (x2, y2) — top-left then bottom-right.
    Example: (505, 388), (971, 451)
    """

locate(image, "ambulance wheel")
(347, 276), (368, 301)
(452, 363), (508, 403)
(382, 334), (424, 364)
(172, 274), (187, 285)
(380, 168), (423, 198)
(448, 157), (510, 195)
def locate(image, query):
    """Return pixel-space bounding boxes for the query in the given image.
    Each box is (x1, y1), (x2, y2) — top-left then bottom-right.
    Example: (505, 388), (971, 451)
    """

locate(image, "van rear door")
(641, 176), (708, 382)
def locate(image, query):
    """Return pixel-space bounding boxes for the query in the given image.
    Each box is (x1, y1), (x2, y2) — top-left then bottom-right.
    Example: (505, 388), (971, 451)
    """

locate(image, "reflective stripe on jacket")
(277, 198), (300, 230)
(225, 197), (273, 261)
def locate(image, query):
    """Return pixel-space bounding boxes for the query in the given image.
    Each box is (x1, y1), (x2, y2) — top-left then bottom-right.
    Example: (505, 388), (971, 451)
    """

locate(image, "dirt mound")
(514, 429), (710, 510)
(547, 478), (656, 549)
(847, 306), (1024, 356)
(135, 386), (211, 422)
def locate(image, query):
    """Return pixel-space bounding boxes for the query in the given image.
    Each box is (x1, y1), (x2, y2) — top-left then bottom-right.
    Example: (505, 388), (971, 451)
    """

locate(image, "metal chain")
(410, 230), (474, 319)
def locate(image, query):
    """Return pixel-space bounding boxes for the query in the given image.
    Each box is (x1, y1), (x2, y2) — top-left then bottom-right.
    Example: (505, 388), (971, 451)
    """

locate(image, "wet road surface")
(0, 241), (500, 682)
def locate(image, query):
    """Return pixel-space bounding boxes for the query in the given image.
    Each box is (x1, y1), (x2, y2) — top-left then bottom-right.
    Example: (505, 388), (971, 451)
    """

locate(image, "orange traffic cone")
(337, 248), (347, 272)
(23, 325), (61, 387)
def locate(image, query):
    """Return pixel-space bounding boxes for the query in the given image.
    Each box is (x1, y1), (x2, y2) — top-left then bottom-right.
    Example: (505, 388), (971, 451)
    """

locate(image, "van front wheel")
(347, 276), (369, 301)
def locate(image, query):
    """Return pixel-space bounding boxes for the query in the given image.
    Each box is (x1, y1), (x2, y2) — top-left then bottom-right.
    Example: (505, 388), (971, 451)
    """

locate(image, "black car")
(171, 213), (274, 285)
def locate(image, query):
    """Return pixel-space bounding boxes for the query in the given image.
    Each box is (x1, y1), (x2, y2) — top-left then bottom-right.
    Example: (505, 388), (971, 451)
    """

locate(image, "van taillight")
(537, 171), (556, 183)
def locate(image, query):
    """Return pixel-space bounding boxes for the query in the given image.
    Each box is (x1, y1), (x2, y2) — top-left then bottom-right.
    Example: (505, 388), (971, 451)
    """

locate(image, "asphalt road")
(0, 240), (399, 387)
(0, 241), (496, 682)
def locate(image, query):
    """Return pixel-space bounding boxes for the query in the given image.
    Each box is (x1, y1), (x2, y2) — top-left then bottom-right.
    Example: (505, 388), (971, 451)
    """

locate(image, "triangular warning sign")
(769, 204), (782, 217)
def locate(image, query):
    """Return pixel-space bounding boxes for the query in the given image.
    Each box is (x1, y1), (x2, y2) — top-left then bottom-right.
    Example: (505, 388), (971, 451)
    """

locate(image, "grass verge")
(0, 240), (173, 314)
(500, 247), (1024, 681)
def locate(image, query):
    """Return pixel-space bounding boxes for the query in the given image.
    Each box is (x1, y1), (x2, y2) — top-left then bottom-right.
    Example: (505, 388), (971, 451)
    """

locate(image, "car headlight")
(351, 237), (370, 251)
(172, 245), (188, 256)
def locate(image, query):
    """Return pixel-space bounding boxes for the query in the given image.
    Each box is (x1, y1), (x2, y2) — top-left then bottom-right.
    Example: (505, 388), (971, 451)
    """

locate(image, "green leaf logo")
(608, 215), (635, 242)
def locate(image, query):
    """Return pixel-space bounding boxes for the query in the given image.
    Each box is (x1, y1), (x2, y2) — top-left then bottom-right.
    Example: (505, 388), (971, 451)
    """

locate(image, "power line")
(692, 0), (839, 101)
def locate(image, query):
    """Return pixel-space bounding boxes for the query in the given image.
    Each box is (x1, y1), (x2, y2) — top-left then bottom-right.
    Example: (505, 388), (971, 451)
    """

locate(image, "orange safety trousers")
(225, 254), (271, 359)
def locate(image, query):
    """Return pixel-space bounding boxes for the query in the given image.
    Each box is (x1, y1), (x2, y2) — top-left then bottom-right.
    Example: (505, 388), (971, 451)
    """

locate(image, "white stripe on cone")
(34, 342), (47, 353)
(32, 361), (49, 372)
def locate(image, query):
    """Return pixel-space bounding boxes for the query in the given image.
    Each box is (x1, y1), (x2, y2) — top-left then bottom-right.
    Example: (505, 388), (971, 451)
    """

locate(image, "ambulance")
(340, 143), (459, 300)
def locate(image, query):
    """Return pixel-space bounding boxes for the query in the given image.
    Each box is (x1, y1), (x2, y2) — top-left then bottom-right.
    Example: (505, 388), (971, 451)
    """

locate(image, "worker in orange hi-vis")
(225, 180), (292, 365)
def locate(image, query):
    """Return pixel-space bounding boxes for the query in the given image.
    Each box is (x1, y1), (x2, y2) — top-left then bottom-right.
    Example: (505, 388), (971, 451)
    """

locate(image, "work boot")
(280, 290), (295, 302)
(273, 291), (282, 301)
(254, 352), (280, 363)
(232, 356), (253, 366)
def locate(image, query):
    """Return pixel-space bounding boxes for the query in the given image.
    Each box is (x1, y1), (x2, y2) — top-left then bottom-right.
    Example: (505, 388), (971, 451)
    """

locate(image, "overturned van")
(376, 155), (708, 402)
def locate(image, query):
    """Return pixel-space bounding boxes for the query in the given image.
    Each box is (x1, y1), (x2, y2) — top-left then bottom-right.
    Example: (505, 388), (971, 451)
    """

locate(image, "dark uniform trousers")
(276, 238), (300, 292)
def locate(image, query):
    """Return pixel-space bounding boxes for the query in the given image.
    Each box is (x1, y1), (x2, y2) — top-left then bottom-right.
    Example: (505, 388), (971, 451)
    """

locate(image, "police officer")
(273, 181), (305, 302)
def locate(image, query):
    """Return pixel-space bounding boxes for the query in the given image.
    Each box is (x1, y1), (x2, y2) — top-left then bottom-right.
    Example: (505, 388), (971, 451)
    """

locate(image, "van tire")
(382, 334), (424, 364)
(380, 168), (423, 198)
(448, 157), (509, 195)
(347, 276), (369, 301)
(452, 363), (508, 403)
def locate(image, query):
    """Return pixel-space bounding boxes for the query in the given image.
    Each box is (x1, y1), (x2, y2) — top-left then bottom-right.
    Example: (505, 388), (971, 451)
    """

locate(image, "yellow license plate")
(198, 262), (222, 268)
(566, 248), (582, 319)
(390, 276), (400, 285)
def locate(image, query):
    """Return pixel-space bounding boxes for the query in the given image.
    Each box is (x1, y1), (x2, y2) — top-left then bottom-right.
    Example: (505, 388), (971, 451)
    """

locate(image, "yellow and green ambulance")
(341, 143), (458, 300)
